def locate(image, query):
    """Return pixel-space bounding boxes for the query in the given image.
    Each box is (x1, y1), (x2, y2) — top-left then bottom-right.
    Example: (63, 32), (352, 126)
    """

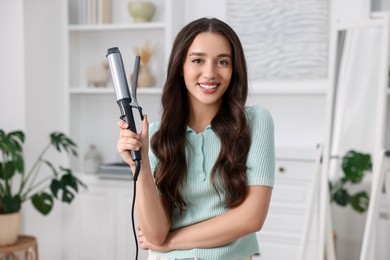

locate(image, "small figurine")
(86, 61), (110, 87)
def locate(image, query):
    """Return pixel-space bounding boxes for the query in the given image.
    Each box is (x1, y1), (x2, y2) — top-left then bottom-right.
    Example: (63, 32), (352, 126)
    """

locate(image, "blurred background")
(1, 0), (390, 259)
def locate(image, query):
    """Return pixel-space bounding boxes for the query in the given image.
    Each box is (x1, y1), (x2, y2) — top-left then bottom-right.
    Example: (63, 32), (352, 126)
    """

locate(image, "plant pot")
(0, 212), (21, 246)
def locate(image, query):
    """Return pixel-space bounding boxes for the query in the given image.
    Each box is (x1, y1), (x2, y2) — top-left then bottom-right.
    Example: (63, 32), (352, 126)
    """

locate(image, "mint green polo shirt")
(148, 105), (275, 260)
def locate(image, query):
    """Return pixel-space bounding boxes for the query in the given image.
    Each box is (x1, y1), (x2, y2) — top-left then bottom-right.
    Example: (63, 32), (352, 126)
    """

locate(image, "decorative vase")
(137, 64), (155, 88)
(0, 212), (21, 246)
(84, 145), (103, 173)
(128, 2), (156, 23)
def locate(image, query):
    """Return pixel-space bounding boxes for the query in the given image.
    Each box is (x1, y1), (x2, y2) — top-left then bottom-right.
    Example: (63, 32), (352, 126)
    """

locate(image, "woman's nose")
(202, 62), (216, 79)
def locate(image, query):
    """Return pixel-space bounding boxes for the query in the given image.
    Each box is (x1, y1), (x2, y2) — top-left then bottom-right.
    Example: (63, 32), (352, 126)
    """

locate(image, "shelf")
(68, 23), (165, 32)
(69, 87), (162, 95)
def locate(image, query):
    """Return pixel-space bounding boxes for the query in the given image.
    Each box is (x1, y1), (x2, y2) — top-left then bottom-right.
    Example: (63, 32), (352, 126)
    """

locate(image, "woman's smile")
(198, 82), (219, 93)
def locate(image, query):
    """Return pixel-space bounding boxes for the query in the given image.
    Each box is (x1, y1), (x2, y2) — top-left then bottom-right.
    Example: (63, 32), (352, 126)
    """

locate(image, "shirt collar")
(186, 125), (212, 134)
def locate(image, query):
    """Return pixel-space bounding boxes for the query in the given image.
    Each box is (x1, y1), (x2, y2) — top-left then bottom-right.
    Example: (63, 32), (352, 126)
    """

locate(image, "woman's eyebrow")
(188, 52), (232, 58)
(188, 52), (206, 56)
(218, 53), (232, 58)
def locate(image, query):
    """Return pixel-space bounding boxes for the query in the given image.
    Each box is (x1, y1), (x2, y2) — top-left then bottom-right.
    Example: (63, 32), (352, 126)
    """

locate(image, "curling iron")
(106, 47), (143, 181)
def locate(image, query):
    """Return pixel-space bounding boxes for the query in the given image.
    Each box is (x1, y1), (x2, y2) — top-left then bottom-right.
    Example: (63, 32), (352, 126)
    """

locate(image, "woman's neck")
(188, 102), (221, 133)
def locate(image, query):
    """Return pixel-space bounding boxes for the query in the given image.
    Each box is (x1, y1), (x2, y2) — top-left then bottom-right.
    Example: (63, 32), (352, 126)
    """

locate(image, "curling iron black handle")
(118, 98), (141, 162)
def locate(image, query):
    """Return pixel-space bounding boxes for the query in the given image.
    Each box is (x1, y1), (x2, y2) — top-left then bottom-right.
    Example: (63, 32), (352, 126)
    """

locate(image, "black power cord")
(131, 160), (141, 260)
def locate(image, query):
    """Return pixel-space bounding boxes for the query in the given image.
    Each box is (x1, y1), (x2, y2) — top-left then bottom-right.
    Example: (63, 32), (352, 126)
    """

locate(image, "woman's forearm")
(134, 157), (171, 245)
(164, 186), (272, 250)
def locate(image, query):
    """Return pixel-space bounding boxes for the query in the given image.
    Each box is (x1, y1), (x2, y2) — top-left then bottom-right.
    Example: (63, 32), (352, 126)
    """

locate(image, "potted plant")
(0, 129), (86, 246)
(329, 150), (372, 213)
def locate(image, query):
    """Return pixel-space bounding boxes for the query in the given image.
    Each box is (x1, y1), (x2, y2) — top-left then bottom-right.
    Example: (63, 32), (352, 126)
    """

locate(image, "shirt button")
(198, 172), (206, 181)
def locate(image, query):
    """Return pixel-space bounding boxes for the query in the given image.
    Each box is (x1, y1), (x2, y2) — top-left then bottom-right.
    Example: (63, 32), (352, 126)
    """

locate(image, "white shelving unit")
(64, 0), (184, 172)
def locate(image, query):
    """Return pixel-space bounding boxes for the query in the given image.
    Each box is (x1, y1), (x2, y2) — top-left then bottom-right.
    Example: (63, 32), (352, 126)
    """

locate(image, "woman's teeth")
(199, 84), (217, 89)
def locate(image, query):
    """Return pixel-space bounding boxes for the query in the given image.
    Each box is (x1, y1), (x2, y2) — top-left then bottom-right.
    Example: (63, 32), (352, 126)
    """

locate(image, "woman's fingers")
(141, 114), (149, 138)
(117, 116), (149, 166)
(117, 120), (128, 129)
(117, 121), (142, 165)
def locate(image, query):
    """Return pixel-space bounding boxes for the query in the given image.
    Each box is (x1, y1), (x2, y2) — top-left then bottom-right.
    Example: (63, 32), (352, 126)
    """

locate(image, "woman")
(117, 17), (275, 260)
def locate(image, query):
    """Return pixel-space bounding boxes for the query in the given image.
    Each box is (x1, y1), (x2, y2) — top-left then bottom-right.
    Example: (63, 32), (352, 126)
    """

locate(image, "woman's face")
(183, 32), (233, 109)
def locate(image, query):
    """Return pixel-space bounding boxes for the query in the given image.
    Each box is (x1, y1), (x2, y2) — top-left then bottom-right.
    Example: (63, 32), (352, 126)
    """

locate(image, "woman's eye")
(217, 60), (229, 66)
(192, 59), (203, 64)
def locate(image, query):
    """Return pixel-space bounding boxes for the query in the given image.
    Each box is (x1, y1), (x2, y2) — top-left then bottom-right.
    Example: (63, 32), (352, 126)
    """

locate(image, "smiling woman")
(116, 17), (275, 260)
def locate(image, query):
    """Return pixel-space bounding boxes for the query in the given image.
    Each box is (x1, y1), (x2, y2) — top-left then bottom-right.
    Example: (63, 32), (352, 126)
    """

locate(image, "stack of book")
(96, 162), (133, 180)
(78, 0), (112, 25)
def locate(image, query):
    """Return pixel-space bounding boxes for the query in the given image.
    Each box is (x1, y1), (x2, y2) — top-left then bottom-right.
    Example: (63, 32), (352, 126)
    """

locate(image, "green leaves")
(331, 189), (370, 213)
(350, 191), (369, 213)
(1, 129), (86, 216)
(0, 130), (25, 177)
(50, 168), (87, 204)
(30, 168), (87, 215)
(0, 130), (25, 214)
(330, 150), (372, 214)
(0, 161), (17, 180)
(50, 132), (78, 157)
(342, 151), (372, 183)
(32, 192), (54, 215)
(0, 130), (25, 155)
(333, 188), (349, 207)
(0, 194), (22, 213)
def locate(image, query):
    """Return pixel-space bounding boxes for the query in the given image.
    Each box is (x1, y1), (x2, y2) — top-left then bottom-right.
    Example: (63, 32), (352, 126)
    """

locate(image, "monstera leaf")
(32, 192), (54, 215)
(50, 168), (86, 203)
(350, 191), (369, 213)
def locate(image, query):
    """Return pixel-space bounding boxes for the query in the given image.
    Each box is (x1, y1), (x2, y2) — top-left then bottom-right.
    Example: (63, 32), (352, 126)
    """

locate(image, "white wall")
(22, 1), (66, 259)
(184, 0), (226, 22)
(0, 0), (25, 131)
(0, 1), (66, 259)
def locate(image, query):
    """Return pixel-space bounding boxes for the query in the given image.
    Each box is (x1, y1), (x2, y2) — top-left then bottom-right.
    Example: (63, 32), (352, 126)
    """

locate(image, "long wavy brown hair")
(150, 18), (250, 217)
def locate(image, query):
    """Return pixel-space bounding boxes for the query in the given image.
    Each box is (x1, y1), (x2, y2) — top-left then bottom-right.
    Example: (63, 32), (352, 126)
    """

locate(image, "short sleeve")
(246, 106), (275, 187)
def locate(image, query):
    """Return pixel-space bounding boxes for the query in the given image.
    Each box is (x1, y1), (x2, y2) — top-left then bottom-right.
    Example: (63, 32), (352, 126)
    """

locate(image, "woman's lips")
(198, 83), (218, 94)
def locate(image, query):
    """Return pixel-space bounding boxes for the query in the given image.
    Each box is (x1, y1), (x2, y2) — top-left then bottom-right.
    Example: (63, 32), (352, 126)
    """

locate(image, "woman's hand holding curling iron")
(117, 115), (149, 172)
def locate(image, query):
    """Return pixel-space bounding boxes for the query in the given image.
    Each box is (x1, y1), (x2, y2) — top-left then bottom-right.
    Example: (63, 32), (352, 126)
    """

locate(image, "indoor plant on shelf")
(329, 150), (372, 213)
(0, 129), (86, 246)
